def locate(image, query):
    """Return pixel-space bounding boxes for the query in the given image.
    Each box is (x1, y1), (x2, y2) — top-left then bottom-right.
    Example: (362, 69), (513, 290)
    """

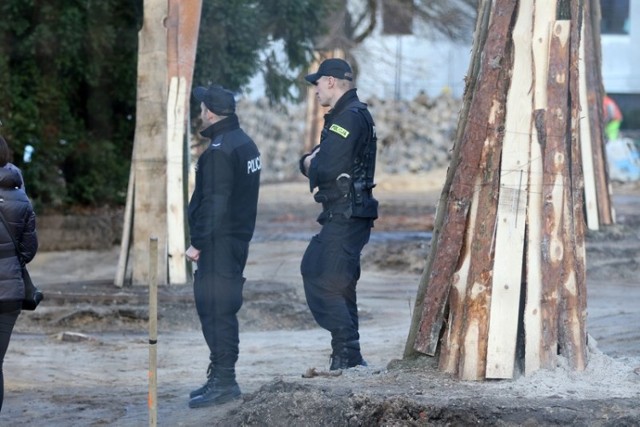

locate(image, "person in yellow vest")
(603, 94), (623, 142)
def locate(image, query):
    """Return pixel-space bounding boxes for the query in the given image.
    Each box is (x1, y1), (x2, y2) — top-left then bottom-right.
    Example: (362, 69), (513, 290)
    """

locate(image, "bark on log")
(403, 0), (494, 359)
(558, 0), (588, 371)
(406, 0), (593, 380)
(166, 0), (202, 285)
(412, 0), (518, 356)
(582, 0), (613, 226)
(539, 20), (571, 370)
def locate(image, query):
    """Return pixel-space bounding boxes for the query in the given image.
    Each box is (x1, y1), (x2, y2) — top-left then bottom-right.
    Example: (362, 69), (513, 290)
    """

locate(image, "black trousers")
(193, 237), (248, 369)
(0, 309), (19, 412)
(301, 215), (372, 352)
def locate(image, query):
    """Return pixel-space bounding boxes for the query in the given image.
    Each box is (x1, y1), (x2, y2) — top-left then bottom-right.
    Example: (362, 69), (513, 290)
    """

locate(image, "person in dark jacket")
(186, 85), (261, 408)
(299, 58), (378, 370)
(0, 135), (37, 411)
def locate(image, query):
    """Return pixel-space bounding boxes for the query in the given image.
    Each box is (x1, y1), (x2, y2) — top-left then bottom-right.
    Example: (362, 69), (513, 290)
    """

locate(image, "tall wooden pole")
(129, 0), (169, 286)
(148, 237), (159, 426)
(166, 0), (202, 285)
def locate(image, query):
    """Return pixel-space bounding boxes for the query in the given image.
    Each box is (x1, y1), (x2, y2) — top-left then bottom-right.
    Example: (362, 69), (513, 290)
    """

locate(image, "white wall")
(245, 3), (639, 102)
(601, 0), (640, 94)
(351, 35), (471, 101)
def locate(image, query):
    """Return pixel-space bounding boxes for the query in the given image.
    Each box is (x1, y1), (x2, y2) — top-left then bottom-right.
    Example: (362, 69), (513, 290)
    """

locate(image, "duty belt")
(320, 200), (352, 221)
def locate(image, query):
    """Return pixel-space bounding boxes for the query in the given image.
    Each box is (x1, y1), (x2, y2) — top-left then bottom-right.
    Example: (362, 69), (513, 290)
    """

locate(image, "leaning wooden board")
(485, 0), (534, 379)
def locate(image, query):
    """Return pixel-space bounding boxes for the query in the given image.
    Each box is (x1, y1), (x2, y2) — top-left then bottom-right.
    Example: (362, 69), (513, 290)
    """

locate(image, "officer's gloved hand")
(299, 145), (320, 177)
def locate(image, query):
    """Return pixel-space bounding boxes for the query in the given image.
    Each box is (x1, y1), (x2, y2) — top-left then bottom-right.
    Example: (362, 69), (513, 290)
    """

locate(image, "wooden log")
(437, 175), (482, 377)
(304, 54), (323, 154)
(403, 0), (494, 359)
(557, 1), (588, 371)
(582, 0), (613, 226)
(131, 0), (169, 285)
(450, 129), (502, 380)
(115, 166), (135, 287)
(412, 0), (518, 356)
(166, 0), (201, 285)
(577, 16), (600, 231)
(485, 0), (535, 379)
(303, 49), (344, 153)
(539, 20), (571, 369)
(524, 1), (557, 375)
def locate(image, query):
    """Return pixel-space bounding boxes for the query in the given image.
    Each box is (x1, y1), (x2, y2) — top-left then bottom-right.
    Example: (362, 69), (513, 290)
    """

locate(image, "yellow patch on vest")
(329, 124), (350, 138)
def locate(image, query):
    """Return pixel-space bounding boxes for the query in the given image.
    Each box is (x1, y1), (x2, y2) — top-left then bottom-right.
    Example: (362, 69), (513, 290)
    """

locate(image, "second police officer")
(299, 58), (378, 370)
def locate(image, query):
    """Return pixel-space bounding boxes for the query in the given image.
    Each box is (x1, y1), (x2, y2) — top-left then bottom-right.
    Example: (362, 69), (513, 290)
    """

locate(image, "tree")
(192, 0), (339, 105)
(0, 0), (142, 210)
(0, 0), (337, 210)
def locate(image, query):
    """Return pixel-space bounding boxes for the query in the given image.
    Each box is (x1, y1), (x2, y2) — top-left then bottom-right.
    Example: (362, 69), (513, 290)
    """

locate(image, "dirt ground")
(3, 169), (640, 426)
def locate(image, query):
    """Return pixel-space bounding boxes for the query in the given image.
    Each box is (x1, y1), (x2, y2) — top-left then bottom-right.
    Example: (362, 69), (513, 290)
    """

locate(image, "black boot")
(188, 368), (241, 408)
(329, 341), (367, 370)
(189, 362), (214, 398)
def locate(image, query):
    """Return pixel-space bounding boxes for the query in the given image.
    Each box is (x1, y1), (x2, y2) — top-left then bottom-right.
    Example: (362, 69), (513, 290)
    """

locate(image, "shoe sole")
(189, 387), (206, 399)
(188, 391), (241, 409)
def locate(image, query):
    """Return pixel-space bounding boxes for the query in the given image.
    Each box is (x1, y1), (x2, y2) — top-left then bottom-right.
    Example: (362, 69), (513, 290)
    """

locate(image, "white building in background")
(351, 0), (639, 128)
(247, 0), (639, 124)
(352, 35), (471, 101)
(600, 0), (640, 94)
(600, 0), (640, 129)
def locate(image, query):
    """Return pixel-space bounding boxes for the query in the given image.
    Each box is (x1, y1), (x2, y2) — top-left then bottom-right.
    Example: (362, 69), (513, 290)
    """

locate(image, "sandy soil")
(3, 170), (640, 426)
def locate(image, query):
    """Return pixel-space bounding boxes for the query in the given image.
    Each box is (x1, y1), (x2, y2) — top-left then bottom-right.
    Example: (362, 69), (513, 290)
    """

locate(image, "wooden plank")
(485, 0), (534, 379)
(413, 0), (518, 356)
(524, 2), (556, 375)
(304, 54), (324, 153)
(451, 93), (508, 379)
(166, 76), (188, 285)
(539, 20), (571, 369)
(577, 19), (600, 230)
(165, 0), (201, 285)
(115, 166), (135, 287)
(525, 117), (544, 374)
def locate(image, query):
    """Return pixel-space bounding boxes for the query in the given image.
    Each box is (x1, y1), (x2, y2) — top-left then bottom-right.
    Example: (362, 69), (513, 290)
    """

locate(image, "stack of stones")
(236, 92), (461, 182)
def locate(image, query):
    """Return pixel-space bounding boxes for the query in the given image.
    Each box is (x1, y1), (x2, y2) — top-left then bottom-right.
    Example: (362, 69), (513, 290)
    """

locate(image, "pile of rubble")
(238, 92), (461, 182)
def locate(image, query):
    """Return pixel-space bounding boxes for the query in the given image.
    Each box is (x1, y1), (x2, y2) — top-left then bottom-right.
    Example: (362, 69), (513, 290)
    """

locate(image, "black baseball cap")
(192, 84), (236, 116)
(304, 58), (353, 85)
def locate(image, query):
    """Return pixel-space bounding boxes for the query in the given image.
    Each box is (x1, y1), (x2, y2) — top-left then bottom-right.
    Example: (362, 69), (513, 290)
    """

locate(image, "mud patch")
(220, 378), (640, 426)
(363, 241), (430, 274)
(16, 280), (317, 334)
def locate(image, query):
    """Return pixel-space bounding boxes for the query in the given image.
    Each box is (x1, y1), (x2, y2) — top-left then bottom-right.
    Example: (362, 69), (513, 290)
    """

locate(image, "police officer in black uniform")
(186, 84), (261, 408)
(300, 58), (378, 370)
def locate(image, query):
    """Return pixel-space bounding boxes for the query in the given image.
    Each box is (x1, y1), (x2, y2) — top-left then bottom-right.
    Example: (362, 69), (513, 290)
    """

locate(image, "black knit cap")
(304, 58), (353, 85)
(192, 84), (236, 116)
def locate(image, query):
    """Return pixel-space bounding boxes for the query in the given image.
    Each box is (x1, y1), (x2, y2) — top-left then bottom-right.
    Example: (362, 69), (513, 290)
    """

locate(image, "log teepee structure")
(404, 0), (613, 380)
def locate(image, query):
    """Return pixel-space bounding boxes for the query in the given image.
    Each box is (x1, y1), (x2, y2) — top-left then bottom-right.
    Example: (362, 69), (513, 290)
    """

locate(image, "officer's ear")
(325, 76), (336, 88)
(201, 103), (215, 120)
